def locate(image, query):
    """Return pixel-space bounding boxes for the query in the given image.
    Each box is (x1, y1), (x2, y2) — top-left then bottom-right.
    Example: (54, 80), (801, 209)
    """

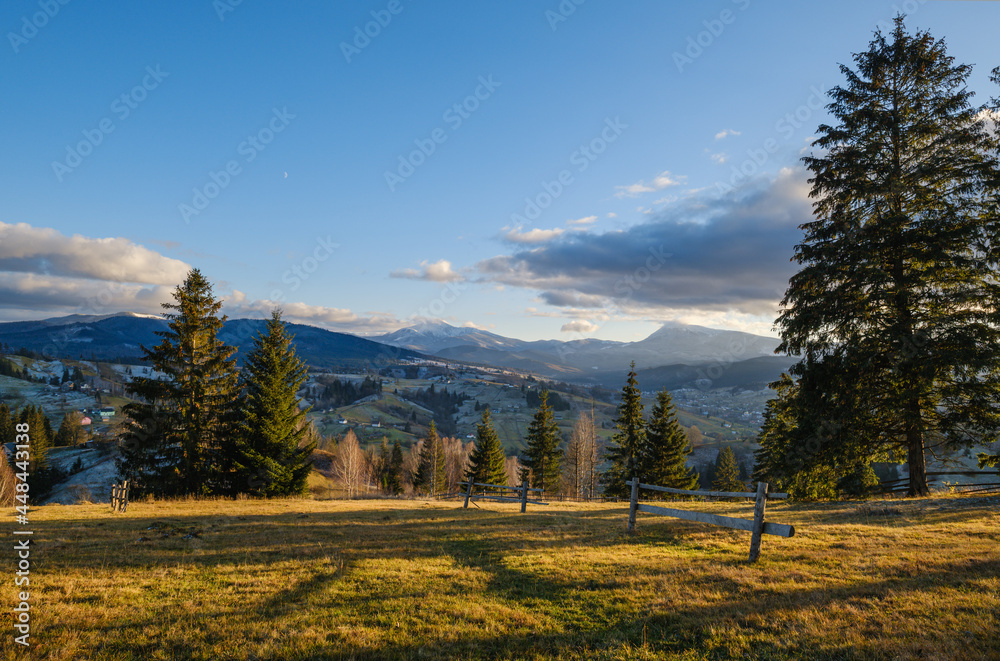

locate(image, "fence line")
(110, 480), (129, 513)
(627, 479), (794, 563)
(463, 478), (546, 513)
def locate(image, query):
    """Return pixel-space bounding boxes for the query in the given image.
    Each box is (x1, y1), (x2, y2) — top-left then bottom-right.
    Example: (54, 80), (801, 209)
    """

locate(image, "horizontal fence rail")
(463, 479), (546, 512)
(627, 479), (794, 563)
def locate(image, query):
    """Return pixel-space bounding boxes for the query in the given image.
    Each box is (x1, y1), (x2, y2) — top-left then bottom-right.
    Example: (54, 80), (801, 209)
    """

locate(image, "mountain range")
(0, 313), (796, 389)
(374, 319), (794, 388)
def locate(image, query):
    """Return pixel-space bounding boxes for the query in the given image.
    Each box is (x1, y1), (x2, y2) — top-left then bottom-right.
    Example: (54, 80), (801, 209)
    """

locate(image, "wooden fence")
(879, 470), (1000, 495)
(627, 479), (794, 563)
(110, 480), (130, 513)
(463, 478), (546, 513)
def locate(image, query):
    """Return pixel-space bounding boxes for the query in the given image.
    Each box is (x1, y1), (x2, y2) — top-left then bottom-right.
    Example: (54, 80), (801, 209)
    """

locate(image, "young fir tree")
(0, 404), (14, 446)
(414, 421), (446, 495)
(54, 411), (87, 447)
(466, 409), (508, 486)
(234, 309), (314, 497)
(118, 269), (240, 497)
(521, 390), (561, 495)
(601, 362), (646, 499)
(643, 390), (698, 492)
(712, 446), (745, 493)
(387, 440), (404, 495)
(775, 17), (1000, 496)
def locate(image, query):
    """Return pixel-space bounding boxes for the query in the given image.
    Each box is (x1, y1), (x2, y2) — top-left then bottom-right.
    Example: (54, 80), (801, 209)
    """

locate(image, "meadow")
(6, 494), (999, 660)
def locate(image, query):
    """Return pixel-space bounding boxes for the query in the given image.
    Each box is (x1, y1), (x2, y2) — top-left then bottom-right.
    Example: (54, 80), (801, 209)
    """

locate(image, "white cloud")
(0, 222), (190, 285)
(389, 259), (465, 283)
(566, 215), (598, 226)
(615, 170), (684, 198)
(715, 129), (741, 140)
(503, 227), (566, 244)
(710, 153), (728, 165)
(226, 298), (402, 334)
(561, 320), (599, 333)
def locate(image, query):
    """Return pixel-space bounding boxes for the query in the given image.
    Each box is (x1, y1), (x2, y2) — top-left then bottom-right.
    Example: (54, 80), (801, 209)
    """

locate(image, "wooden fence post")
(748, 482), (768, 563)
(464, 477), (474, 509)
(627, 478), (639, 533)
(122, 480), (129, 513)
(520, 478), (528, 513)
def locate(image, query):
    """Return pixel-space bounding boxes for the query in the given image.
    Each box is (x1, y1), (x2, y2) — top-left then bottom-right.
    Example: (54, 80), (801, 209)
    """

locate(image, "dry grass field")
(4, 494), (998, 660)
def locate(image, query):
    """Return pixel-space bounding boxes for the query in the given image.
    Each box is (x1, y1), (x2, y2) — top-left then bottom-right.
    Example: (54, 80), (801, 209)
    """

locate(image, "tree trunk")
(905, 402), (929, 496)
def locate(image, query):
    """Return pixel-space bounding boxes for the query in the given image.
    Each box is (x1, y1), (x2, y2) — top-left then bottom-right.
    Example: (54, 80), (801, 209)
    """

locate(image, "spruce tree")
(234, 309), (314, 497)
(466, 409), (508, 486)
(0, 404), (14, 447)
(414, 421), (445, 495)
(521, 391), (561, 495)
(118, 269), (239, 497)
(387, 440), (404, 495)
(712, 446), (745, 493)
(776, 17), (1000, 496)
(643, 390), (698, 491)
(54, 411), (87, 447)
(601, 362), (645, 498)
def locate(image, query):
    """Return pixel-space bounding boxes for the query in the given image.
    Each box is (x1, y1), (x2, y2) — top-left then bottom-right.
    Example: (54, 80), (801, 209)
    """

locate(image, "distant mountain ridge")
(373, 319), (791, 388)
(0, 312), (423, 369)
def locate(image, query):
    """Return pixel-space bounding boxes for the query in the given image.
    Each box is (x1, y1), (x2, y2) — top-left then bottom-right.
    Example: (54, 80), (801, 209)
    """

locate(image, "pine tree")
(0, 404), (14, 447)
(414, 421), (445, 495)
(387, 440), (404, 495)
(712, 446), (745, 493)
(643, 390), (698, 492)
(466, 409), (508, 486)
(54, 411), (87, 447)
(775, 18), (1000, 497)
(521, 391), (561, 495)
(117, 269), (240, 497)
(601, 362), (645, 498)
(233, 309), (314, 497)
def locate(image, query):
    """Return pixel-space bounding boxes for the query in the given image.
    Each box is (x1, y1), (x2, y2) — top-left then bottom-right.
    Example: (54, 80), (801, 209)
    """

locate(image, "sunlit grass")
(6, 494), (999, 660)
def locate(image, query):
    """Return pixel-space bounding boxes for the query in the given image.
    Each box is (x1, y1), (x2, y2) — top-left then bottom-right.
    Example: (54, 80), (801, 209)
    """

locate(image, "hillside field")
(7, 494), (998, 660)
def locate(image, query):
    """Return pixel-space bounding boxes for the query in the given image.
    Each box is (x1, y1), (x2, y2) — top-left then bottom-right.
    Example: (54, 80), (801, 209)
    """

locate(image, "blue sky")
(1, 0), (998, 342)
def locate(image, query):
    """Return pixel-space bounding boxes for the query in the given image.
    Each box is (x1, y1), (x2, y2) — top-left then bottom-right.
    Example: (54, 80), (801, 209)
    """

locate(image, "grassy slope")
(11, 495), (999, 660)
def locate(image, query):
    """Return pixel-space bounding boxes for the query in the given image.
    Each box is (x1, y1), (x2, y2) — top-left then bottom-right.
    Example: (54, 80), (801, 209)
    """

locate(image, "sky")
(1, 1), (998, 343)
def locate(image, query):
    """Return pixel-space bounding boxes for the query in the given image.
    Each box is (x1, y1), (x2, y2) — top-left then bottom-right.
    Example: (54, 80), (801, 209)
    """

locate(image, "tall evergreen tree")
(0, 404), (14, 447)
(643, 390), (698, 491)
(414, 421), (446, 495)
(387, 440), (404, 495)
(118, 269), (240, 497)
(712, 446), (745, 493)
(775, 18), (1000, 496)
(234, 309), (314, 497)
(601, 362), (645, 498)
(521, 391), (561, 495)
(466, 409), (508, 486)
(54, 411), (87, 447)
